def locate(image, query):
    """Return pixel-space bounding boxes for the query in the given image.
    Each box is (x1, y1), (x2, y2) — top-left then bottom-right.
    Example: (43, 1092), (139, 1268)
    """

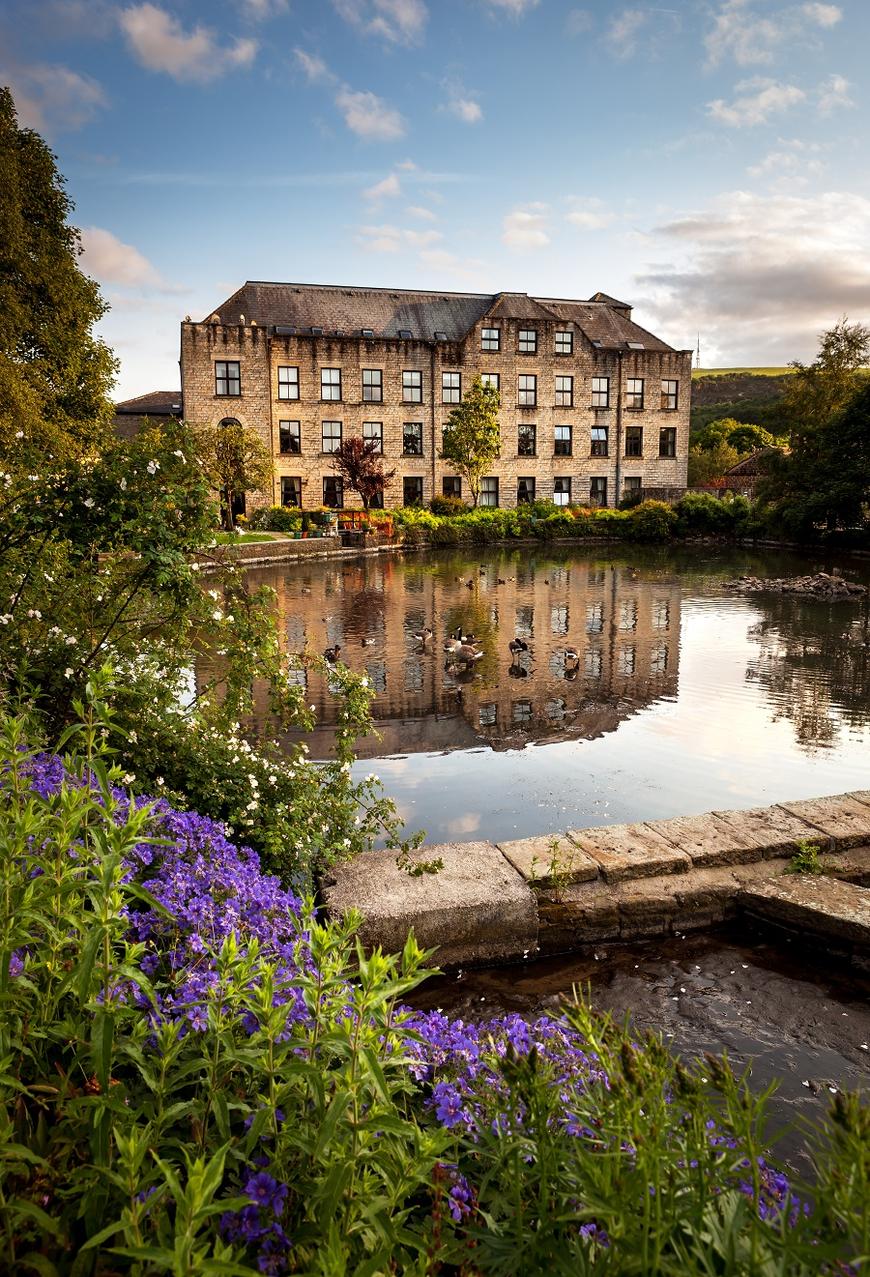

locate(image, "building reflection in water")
(209, 552), (682, 761)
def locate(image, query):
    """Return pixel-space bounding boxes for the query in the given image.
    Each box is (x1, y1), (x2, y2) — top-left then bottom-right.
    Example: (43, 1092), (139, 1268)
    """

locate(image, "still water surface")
(243, 544), (870, 845)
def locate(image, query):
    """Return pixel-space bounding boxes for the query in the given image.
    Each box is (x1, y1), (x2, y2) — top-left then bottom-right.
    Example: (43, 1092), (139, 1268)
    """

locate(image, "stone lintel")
(646, 812), (761, 867)
(497, 834), (599, 886)
(777, 795), (870, 849)
(567, 822), (691, 883)
(321, 842), (537, 969)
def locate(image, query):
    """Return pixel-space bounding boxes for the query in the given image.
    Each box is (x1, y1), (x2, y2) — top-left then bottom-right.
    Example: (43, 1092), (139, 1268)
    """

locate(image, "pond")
(237, 544), (870, 847)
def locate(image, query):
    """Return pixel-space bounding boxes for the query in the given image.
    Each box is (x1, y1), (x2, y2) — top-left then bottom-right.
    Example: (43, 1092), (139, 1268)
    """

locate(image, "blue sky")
(3, 0), (868, 397)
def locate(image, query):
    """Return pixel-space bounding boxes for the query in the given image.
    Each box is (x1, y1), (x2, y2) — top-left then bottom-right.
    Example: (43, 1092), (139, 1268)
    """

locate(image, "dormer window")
(481, 327), (500, 351)
(361, 328), (374, 337)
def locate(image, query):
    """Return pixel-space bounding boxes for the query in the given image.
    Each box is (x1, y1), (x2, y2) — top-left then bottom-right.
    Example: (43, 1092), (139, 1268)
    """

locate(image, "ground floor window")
(625, 426), (643, 457)
(323, 476), (343, 508)
(403, 476), (424, 506)
(442, 476), (462, 499)
(553, 477), (571, 506)
(280, 476), (301, 507)
(369, 483), (384, 509)
(590, 476), (608, 507)
(517, 476), (535, 504)
(479, 476), (499, 507)
(623, 476), (642, 498)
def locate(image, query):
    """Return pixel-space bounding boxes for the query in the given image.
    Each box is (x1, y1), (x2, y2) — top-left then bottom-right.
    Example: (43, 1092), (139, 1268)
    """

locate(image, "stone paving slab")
(321, 842), (537, 968)
(739, 875), (870, 948)
(646, 812), (761, 867)
(567, 822), (691, 883)
(497, 834), (599, 886)
(777, 795), (870, 849)
(711, 804), (833, 857)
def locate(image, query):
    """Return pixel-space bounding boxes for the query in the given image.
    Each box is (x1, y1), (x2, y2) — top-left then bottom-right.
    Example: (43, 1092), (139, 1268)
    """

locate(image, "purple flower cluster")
(220, 1173), (291, 1274)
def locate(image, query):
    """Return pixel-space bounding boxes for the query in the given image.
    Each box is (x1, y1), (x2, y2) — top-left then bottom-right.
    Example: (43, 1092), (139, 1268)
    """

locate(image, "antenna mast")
(695, 333), (701, 370)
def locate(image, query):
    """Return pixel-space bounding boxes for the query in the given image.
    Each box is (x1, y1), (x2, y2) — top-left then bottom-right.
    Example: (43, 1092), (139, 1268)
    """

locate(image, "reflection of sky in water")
(238, 547), (870, 846)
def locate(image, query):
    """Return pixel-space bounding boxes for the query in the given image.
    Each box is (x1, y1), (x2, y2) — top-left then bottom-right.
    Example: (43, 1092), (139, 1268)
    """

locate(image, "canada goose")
(414, 627), (433, 644)
(454, 644), (483, 664)
(564, 646), (579, 661)
(360, 638), (376, 647)
(453, 627), (476, 644)
(509, 638), (529, 656)
(323, 644), (342, 663)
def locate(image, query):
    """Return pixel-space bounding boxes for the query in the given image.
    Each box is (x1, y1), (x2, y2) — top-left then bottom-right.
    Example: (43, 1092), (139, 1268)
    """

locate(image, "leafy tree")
(692, 417), (783, 455)
(687, 440), (740, 486)
(330, 435), (396, 511)
(439, 375), (501, 507)
(759, 319), (870, 534)
(0, 86), (117, 464)
(193, 418), (274, 529)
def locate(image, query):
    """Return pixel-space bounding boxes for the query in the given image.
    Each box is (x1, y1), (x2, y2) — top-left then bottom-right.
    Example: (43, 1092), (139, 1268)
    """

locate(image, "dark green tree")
(0, 86), (117, 463)
(439, 375), (501, 507)
(193, 418), (274, 529)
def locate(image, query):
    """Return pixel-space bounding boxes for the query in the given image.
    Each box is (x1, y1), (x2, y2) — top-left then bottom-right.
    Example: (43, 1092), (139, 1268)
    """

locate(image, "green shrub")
(429, 494), (467, 516)
(248, 505), (302, 533)
(676, 491), (735, 536)
(626, 499), (677, 542)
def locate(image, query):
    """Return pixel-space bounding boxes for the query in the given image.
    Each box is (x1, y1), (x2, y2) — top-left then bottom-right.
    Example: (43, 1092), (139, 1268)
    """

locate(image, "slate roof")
(203, 282), (678, 352)
(115, 390), (183, 415)
(725, 447), (784, 476)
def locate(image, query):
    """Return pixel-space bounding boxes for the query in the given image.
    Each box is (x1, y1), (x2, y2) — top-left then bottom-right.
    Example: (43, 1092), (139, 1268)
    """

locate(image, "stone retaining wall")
(322, 793), (870, 969)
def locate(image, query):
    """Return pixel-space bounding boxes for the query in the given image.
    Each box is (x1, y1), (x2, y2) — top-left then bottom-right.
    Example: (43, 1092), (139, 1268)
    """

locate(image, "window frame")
(518, 328), (537, 354)
(554, 424), (572, 457)
(517, 373), (537, 407)
(403, 476), (424, 507)
(659, 426), (677, 458)
(590, 476), (608, 507)
(626, 377), (644, 410)
(280, 475), (302, 508)
(442, 476), (462, 499)
(591, 425), (609, 457)
(277, 365), (299, 400)
(517, 476), (536, 505)
(480, 372), (500, 391)
(361, 368), (383, 403)
(402, 369), (423, 403)
(591, 376), (610, 409)
(441, 371), (461, 404)
(553, 476), (571, 507)
(479, 476), (499, 508)
(362, 421), (383, 453)
(320, 367), (342, 402)
(481, 326), (500, 351)
(278, 419), (301, 455)
(661, 379), (679, 411)
(214, 360), (241, 397)
(322, 476), (344, 509)
(624, 425), (644, 457)
(517, 422), (537, 457)
(555, 374), (573, 407)
(555, 330), (573, 356)
(321, 419), (342, 453)
(402, 421), (424, 456)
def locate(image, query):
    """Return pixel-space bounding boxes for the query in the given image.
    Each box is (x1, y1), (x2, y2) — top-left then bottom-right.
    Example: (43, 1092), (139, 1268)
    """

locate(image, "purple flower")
(432, 1082), (465, 1128)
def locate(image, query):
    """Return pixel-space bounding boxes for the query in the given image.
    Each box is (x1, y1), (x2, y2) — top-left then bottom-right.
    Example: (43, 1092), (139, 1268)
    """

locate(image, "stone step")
(739, 876), (870, 950)
(777, 794), (870, 849)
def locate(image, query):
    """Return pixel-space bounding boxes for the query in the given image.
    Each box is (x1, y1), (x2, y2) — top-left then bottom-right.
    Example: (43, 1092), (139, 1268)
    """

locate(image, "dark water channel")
(229, 543), (870, 1116)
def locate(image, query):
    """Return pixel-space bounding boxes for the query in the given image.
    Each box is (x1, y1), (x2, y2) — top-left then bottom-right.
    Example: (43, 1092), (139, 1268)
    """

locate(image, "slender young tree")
(0, 87), (117, 463)
(330, 436), (396, 511)
(439, 375), (501, 507)
(193, 419), (274, 529)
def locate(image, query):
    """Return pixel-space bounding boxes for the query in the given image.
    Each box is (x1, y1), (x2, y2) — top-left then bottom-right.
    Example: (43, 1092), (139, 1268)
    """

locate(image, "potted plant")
(301, 512), (310, 538)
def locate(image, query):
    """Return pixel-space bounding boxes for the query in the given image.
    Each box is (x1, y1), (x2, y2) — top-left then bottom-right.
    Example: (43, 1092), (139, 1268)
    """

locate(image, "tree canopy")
(0, 86), (117, 464)
(193, 419), (274, 529)
(330, 435), (396, 510)
(439, 375), (501, 507)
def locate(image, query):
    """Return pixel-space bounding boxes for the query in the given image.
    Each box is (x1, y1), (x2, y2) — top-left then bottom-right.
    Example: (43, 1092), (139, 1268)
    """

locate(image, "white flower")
(246, 800), (258, 811)
(360, 675), (369, 687)
(155, 776), (164, 786)
(173, 450), (185, 459)
(83, 497), (95, 509)
(0, 615), (11, 625)
(146, 460), (160, 475)
(120, 478), (127, 490)
(65, 635), (77, 646)
(14, 431), (23, 439)
(64, 667), (74, 679)
(212, 610), (223, 621)
(26, 609), (42, 620)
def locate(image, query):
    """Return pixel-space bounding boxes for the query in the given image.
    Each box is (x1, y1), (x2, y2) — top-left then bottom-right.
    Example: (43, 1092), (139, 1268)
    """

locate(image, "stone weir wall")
(322, 793), (870, 970)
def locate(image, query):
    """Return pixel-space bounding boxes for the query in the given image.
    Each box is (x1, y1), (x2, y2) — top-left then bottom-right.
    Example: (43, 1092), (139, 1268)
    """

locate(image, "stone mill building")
(179, 281), (691, 512)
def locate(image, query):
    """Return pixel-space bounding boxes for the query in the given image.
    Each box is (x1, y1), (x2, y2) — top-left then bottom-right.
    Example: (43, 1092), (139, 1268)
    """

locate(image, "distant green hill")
(690, 369), (792, 435)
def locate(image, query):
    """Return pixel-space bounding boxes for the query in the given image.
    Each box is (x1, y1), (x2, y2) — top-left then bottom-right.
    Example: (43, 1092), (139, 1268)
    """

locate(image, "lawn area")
(213, 530), (287, 544)
(692, 366), (795, 379)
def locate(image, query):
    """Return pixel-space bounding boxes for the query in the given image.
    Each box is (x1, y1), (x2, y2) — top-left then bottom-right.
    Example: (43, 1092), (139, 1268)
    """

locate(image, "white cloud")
(636, 189), (870, 365)
(442, 79), (482, 124)
(565, 197), (615, 230)
(502, 203), (550, 250)
(335, 88), (406, 140)
(419, 248), (488, 282)
(363, 172), (401, 200)
(406, 205), (437, 220)
(707, 77), (805, 127)
(817, 73), (853, 114)
(332, 0), (427, 44)
(293, 48), (335, 84)
(396, 158), (417, 171)
(606, 9), (647, 58)
(119, 4), (257, 83)
(802, 2), (842, 27)
(705, 0), (843, 67)
(241, 0), (287, 18)
(357, 223), (442, 252)
(747, 137), (823, 182)
(80, 226), (161, 287)
(483, 0), (539, 14)
(2, 62), (106, 132)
